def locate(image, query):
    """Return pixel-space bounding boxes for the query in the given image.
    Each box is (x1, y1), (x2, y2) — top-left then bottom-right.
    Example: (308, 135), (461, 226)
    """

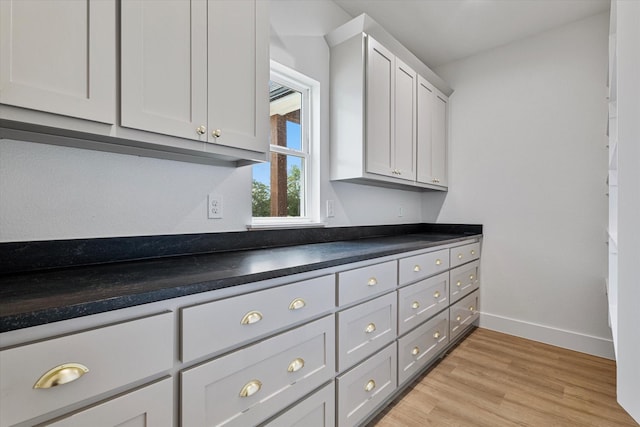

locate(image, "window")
(251, 62), (319, 226)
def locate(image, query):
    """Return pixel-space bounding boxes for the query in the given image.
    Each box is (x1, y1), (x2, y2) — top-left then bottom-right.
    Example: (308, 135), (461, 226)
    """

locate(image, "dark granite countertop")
(0, 224), (481, 333)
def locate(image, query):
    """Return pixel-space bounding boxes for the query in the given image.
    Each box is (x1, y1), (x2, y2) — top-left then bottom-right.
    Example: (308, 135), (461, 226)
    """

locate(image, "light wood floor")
(368, 328), (638, 427)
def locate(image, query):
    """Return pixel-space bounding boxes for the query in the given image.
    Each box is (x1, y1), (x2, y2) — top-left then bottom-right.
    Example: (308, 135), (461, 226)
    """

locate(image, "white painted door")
(365, 36), (395, 178)
(416, 76), (435, 184)
(394, 58), (417, 181)
(207, 0), (269, 153)
(432, 91), (448, 187)
(120, 0), (208, 141)
(0, 0), (115, 123)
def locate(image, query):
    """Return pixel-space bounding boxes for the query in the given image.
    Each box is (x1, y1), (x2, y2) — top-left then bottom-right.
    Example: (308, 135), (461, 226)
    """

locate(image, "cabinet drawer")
(181, 316), (335, 427)
(398, 248), (449, 285)
(450, 241), (480, 268)
(40, 378), (172, 427)
(0, 312), (173, 427)
(450, 290), (480, 341)
(337, 260), (397, 306)
(337, 293), (397, 371)
(450, 260), (480, 303)
(182, 275), (334, 362)
(262, 382), (335, 427)
(336, 343), (397, 427)
(398, 311), (449, 386)
(398, 272), (448, 335)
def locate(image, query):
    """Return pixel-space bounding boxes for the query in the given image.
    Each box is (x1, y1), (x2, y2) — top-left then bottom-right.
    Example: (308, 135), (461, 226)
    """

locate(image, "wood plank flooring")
(368, 328), (638, 427)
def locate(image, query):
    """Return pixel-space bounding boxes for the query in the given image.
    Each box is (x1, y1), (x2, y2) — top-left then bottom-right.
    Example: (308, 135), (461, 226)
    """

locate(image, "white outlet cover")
(208, 194), (223, 219)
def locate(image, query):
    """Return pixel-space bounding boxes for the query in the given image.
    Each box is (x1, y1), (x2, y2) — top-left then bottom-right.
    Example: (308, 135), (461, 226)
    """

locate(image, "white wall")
(0, 0), (428, 242)
(428, 13), (612, 358)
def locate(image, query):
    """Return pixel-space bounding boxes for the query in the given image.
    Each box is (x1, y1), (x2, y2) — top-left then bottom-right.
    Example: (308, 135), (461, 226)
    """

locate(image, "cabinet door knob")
(433, 331), (441, 339)
(211, 129), (222, 138)
(469, 306), (475, 312)
(365, 322), (376, 334)
(33, 363), (89, 389)
(433, 291), (441, 299)
(364, 379), (376, 392)
(469, 275), (474, 280)
(196, 125), (206, 135)
(413, 265), (421, 272)
(411, 301), (420, 309)
(457, 253), (463, 259)
(288, 298), (306, 310)
(471, 250), (476, 256)
(435, 259), (442, 266)
(367, 277), (378, 286)
(456, 315), (462, 322)
(239, 379), (262, 397)
(411, 346), (420, 356)
(456, 281), (462, 287)
(240, 310), (263, 325)
(287, 358), (305, 373)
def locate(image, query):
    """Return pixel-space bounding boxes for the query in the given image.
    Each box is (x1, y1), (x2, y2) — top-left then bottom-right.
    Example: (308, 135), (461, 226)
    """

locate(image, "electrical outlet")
(398, 206), (404, 217)
(326, 200), (335, 218)
(208, 194), (223, 219)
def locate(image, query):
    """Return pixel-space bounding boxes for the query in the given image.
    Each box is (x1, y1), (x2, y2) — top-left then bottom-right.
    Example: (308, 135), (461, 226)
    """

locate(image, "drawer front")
(450, 241), (480, 268)
(42, 378), (173, 427)
(337, 260), (397, 306)
(336, 343), (397, 427)
(181, 316), (335, 427)
(337, 293), (397, 372)
(398, 272), (448, 335)
(398, 311), (449, 386)
(450, 290), (480, 341)
(449, 260), (480, 303)
(0, 312), (173, 427)
(262, 382), (335, 427)
(182, 275), (334, 362)
(398, 248), (449, 285)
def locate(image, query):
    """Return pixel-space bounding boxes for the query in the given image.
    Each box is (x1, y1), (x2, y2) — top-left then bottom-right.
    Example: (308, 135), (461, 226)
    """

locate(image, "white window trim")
(250, 61), (322, 229)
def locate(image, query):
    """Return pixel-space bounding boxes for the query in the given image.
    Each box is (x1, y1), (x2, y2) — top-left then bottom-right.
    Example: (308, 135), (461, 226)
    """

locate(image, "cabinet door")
(0, 0), (115, 123)
(365, 36), (395, 178)
(121, 0), (208, 141)
(416, 76), (435, 184)
(207, 0), (269, 153)
(432, 90), (448, 187)
(394, 58), (417, 181)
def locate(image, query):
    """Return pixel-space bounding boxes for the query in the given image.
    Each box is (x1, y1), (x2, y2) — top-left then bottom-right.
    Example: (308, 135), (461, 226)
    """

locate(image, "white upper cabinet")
(120, 0), (208, 142)
(417, 76), (448, 187)
(327, 14), (450, 191)
(0, 0), (115, 124)
(121, 0), (269, 154)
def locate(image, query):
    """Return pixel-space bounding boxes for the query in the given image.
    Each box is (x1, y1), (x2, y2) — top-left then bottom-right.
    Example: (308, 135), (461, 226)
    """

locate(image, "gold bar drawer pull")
(239, 379), (262, 397)
(34, 363), (89, 389)
(365, 323), (376, 334)
(364, 379), (376, 392)
(287, 358), (305, 373)
(289, 298), (306, 310)
(240, 310), (263, 325)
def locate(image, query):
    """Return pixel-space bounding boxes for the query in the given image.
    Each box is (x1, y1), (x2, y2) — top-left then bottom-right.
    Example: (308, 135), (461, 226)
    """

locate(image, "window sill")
(247, 220), (326, 230)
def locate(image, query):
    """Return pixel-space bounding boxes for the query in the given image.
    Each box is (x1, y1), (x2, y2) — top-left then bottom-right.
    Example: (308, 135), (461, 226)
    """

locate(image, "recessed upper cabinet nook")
(326, 14), (451, 191)
(0, 0), (269, 165)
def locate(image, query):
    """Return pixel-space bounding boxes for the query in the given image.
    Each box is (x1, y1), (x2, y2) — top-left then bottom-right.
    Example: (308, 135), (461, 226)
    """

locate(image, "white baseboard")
(479, 312), (615, 360)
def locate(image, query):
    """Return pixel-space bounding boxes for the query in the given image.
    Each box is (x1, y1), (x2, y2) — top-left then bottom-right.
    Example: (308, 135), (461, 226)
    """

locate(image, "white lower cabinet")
(398, 310), (449, 385)
(40, 378), (173, 427)
(449, 260), (480, 303)
(181, 316), (335, 427)
(337, 343), (397, 427)
(262, 382), (335, 427)
(398, 271), (448, 335)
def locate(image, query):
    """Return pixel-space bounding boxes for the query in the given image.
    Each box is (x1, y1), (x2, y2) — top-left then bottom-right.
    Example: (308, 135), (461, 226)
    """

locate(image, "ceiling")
(333, 0), (610, 69)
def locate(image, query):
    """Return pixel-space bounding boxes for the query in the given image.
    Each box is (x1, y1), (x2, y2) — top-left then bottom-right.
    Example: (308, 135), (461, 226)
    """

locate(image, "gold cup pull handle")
(365, 322), (376, 334)
(433, 291), (441, 299)
(456, 315), (462, 322)
(33, 363), (89, 389)
(367, 277), (378, 286)
(241, 310), (263, 325)
(287, 358), (305, 373)
(364, 379), (376, 392)
(456, 281), (462, 287)
(411, 346), (420, 356)
(471, 250), (476, 255)
(413, 265), (421, 272)
(239, 379), (262, 397)
(289, 298), (306, 310)
(470, 275), (475, 280)
(411, 301), (420, 309)
(457, 253), (463, 259)
(433, 331), (441, 339)
(435, 259), (442, 266)
(469, 306), (475, 312)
